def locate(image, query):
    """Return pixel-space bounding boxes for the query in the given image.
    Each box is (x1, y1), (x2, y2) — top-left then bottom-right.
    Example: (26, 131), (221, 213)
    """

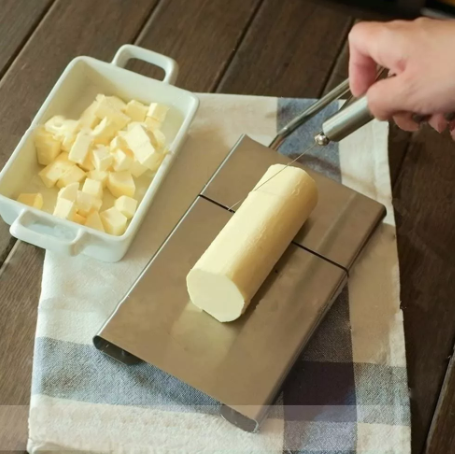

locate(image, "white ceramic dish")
(0, 45), (199, 262)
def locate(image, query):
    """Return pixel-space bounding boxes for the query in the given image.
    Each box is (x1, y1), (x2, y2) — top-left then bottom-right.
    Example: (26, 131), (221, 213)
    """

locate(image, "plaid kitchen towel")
(28, 94), (410, 453)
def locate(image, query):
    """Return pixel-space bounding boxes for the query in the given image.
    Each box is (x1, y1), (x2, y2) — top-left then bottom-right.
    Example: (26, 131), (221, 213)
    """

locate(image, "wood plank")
(217, 0), (352, 97)
(0, 0), (54, 79)
(130, 0), (263, 91)
(0, 0), (55, 265)
(425, 342), (455, 454)
(0, 242), (42, 452)
(393, 126), (455, 454)
(0, 0), (160, 441)
(0, 242), (43, 402)
(323, 37), (351, 95)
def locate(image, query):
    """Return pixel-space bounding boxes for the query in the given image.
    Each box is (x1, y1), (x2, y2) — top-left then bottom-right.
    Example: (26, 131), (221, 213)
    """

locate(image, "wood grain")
(217, 0), (352, 96)
(425, 342), (455, 454)
(0, 0), (54, 79)
(0, 242), (43, 400)
(393, 126), (455, 454)
(323, 36), (351, 95)
(0, 0), (55, 268)
(0, 242), (43, 452)
(130, 0), (263, 91)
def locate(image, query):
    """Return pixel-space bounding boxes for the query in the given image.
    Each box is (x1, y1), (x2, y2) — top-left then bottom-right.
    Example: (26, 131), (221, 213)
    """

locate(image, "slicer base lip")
(93, 336), (142, 365)
(220, 405), (259, 433)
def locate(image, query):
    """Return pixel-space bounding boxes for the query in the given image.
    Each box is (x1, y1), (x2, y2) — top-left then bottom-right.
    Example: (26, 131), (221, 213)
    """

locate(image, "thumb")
(366, 75), (410, 120)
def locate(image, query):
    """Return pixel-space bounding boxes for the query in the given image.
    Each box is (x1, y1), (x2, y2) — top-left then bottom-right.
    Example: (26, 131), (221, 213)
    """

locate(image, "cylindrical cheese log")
(186, 164), (318, 322)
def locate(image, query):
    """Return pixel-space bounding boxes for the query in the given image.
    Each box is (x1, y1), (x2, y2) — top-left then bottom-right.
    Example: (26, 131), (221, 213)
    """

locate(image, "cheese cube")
(130, 160), (148, 178)
(100, 207), (127, 236)
(124, 123), (154, 149)
(109, 136), (128, 153)
(94, 95), (130, 129)
(58, 182), (79, 202)
(45, 117), (79, 152)
(69, 131), (93, 165)
(139, 144), (163, 171)
(82, 178), (103, 199)
(17, 193), (43, 209)
(144, 116), (161, 131)
(55, 152), (72, 163)
(57, 165), (86, 189)
(124, 124), (163, 171)
(85, 210), (105, 232)
(93, 146), (113, 171)
(96, 94), (126, 111)
(117, 130), (128, 140)
(151, 129), (166, 151)
(112, 149), (133, 172)
(73, 212), (87, 225)
(127, 121), (144, 132)
(87, 169), (109, 187)
(38, 153), (74, 188)
(44, 115), (66, 135)
(91, 118), (119, 145)
(78, 100), (101, 129)
(147, 103), (169, 123)
(107, 171), (135, 198)
(53, 198), (76, 220)
(76, 191), (102, 216)
(80, 150), (95, 171)
(125, 100), (148, 122)
(34, 128), (61, 165)
(114, 196), (138, 219)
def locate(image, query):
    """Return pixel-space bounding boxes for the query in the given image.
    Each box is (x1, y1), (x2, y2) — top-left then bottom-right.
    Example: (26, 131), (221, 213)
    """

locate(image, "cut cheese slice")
(186, 164), (318, 322)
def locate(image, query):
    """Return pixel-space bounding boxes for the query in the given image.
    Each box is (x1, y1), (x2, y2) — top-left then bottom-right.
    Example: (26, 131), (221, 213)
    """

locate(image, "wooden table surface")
(0, 1), (454, 453)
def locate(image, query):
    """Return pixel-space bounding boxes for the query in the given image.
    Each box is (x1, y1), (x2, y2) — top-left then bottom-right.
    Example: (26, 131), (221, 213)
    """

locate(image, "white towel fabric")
(28, 94), (410, 453)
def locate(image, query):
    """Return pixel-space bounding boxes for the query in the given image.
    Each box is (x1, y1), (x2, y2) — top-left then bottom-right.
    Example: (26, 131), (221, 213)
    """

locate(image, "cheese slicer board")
(94, 134), (385, 432)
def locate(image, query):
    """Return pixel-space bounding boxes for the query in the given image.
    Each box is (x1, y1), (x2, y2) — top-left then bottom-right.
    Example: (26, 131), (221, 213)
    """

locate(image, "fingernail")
(445, 112), (455, 122)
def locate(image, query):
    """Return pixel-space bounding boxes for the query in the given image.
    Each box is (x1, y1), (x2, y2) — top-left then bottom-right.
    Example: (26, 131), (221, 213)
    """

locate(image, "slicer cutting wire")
(227, 143), (318, 212)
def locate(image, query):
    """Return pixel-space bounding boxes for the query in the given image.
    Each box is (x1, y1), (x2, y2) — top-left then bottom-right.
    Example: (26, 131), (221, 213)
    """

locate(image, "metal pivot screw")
(314, 133), (330, 146)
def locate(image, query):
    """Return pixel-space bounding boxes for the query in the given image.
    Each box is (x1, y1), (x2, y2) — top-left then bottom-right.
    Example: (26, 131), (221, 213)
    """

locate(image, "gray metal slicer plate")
(94, 135), (385, 432)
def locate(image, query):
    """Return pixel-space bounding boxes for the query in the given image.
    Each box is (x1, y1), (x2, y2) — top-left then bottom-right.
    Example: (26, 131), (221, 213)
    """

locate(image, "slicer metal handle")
(315, 96), (373, 145)
(269, 79), (351, 150)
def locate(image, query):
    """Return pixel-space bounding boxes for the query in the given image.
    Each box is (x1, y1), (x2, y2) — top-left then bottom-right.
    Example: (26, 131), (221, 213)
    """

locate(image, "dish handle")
(10, 210), (86, 256)
(111, 45), (179, 85)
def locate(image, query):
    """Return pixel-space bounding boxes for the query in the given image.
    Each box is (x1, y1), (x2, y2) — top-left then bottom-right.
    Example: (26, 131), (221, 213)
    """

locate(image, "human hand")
(348, 18), (455, 137)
